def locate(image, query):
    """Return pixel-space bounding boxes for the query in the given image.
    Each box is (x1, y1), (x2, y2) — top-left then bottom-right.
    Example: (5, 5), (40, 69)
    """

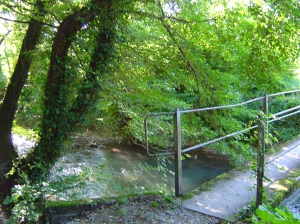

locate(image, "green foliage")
(119, 196), (129, 204)
(3, 175), (49, 223)
(1, 0), (300, 220)
(83, 0), (300, 166)
(164, 195), (174, 204)
(3, 0), (299, 152)
(252, 205), (300, 224)
(150, 201), (159, 208)
(0, 68), (6, 98)
(269, 95), (300, 142)
(4, 158), (100, 222)
(12, 123), (38, 141)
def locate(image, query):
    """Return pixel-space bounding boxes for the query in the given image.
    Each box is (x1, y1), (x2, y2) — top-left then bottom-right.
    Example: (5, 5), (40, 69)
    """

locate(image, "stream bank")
(1, 132), (233, 223)
(62, 195), (227, 224)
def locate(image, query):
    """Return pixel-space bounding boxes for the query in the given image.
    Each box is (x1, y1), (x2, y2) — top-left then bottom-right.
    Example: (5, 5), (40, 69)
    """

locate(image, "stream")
(13, 134), (232, 201)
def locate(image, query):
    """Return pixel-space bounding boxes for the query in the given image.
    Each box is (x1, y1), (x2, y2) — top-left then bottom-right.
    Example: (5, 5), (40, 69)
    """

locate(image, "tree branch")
(133, 10), (217, 24)
(0, 15), (57, 27)
(1, 1), (31, 17)
(156, 0), (208, 107)
(0, 30), (11, 46)
(0, 16), (30, 24)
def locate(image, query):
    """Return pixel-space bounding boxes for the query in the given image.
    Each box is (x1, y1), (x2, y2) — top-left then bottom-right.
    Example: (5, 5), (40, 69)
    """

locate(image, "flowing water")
(13, 134), (232, 201)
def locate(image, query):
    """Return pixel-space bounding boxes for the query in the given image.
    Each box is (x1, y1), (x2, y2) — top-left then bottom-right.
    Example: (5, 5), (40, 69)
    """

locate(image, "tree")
(94, 0), (300, 158)
(0, 0), (46, 200)
(0, 0), (299, 220)
(20, 0), (118, 182)
(0, 0), (131, 207)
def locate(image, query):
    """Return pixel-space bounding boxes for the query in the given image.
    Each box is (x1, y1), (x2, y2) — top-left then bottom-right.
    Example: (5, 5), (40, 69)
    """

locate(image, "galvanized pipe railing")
(180, 97), (265, 114)
(182, 125), (258, 154)
(256, 115), (265, 207)
(144, 90), (300, 198)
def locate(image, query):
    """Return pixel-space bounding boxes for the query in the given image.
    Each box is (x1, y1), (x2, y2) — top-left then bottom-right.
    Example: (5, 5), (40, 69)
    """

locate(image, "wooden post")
(174, 109), (182, 197)
(256, 116), (265, 207)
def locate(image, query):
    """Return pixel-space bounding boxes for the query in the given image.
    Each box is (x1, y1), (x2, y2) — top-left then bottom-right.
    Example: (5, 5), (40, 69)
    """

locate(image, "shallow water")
(48, 135), (232, 200)
(13, 134), (232, 200)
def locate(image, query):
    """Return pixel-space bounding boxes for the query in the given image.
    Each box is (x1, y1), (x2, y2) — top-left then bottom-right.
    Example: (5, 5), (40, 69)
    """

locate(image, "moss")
(265, 168), (300, 208)
(216, 172), (231, 180)
(46, 198), (98, 208)
(44, 190), (163, 217)
(43, 191), (166, 223)
(181, 192), (194, 200)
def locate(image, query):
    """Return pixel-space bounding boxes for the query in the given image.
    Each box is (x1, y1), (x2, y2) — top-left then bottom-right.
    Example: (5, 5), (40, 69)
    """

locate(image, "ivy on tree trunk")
(0, 0), (46, 201)
(21, 0), (117, 182)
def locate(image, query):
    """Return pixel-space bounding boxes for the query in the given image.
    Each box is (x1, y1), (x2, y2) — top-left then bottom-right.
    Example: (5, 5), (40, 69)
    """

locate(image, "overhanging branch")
(0, 16), (57, 27)
(157, 0), (209, 107)
(133, 10), (217, 24)
(0, 30), (12, 46)
(0, 16), (30, 24)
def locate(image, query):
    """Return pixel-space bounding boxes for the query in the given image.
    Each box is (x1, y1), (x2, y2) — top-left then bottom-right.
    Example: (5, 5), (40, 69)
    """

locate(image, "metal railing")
(144, 90), (300, 206)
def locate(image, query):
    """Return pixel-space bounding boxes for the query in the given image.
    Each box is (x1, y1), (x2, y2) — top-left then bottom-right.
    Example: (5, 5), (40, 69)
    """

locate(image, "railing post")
(263, 94), (268, 135)
(256, 115), (265, 207)
(263, 94), (268, 116)
(174, 108), (182, 197)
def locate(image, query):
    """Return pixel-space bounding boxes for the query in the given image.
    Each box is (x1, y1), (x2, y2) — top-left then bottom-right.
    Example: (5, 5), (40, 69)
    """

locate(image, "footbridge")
(144, 90), (300, 209)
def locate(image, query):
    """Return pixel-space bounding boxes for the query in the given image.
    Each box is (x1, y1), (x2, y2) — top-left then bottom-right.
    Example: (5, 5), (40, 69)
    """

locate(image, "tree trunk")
(69, 26), (116, 123)
(0, 0), (45, 201)
(22, 0), (115, 182)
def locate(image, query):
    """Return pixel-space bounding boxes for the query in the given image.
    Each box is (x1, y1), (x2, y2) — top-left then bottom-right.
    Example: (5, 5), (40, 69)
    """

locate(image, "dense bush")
(269, 95), (300, 142)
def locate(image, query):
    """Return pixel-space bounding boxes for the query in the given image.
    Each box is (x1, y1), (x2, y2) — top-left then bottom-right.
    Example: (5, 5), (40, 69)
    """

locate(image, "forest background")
(0, 0), (300, 222)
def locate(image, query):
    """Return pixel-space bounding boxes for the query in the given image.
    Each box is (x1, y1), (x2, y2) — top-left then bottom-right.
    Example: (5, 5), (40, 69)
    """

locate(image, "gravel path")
(64, 195), (230, 224)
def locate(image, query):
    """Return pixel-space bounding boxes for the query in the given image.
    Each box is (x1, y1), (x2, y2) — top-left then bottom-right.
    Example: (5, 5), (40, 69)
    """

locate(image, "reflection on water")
(13, 134), (232, 200)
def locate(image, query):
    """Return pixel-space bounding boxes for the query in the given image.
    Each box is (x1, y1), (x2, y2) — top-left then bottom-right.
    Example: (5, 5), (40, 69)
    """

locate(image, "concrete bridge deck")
(183, 138), (300, 221)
